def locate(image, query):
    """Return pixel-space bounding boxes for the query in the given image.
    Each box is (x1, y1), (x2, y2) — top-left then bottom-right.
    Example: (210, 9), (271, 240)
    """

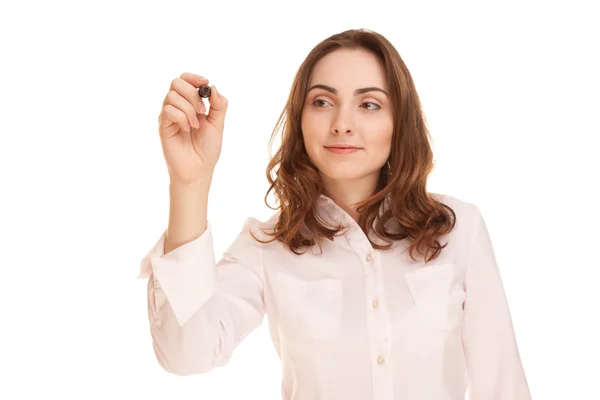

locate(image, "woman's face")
(301, 48), (393, 186)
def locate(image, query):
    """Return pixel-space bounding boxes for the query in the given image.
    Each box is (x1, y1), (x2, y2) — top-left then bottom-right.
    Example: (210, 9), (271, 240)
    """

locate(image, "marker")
(198, 85), (211, 98)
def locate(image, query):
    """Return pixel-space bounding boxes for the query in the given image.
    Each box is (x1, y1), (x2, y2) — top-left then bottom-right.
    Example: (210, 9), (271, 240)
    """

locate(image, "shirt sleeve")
(462, 204), (532, 399)
(137, 218), (266, 376)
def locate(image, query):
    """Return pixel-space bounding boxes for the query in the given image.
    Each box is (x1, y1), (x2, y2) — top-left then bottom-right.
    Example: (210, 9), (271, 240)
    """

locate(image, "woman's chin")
(320, 169), (365, 181)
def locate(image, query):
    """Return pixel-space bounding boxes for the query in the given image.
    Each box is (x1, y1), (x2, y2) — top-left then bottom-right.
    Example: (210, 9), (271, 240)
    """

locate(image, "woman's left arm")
(462, 204), (532, 400)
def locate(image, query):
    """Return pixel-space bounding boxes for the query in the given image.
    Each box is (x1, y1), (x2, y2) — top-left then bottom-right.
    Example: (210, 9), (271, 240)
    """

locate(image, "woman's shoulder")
(429, 191), (485, 239)
(238, 210), (281, 242)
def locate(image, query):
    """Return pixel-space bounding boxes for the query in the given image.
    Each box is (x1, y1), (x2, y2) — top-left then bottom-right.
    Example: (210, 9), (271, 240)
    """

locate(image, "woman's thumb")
(206, 85), (228, 133)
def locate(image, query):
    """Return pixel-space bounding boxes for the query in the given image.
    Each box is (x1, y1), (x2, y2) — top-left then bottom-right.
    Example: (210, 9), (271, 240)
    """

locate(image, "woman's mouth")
(324, 146), (362, 154)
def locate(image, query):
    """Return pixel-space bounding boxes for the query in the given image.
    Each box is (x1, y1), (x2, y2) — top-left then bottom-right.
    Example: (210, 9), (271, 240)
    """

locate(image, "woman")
(138, 28), (531, 400)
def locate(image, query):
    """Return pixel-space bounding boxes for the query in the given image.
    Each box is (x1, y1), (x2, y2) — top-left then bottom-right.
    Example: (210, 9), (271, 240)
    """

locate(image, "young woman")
(138, 28), (531, 400)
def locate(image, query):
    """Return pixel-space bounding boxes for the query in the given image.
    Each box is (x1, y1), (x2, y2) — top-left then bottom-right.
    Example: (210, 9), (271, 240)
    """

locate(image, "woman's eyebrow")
(307, 84), (389, 97)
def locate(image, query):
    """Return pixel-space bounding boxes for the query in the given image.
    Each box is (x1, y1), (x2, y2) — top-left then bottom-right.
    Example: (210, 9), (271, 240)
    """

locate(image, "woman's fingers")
(163, 88), (199, 129)
(159, 104), (190, 136)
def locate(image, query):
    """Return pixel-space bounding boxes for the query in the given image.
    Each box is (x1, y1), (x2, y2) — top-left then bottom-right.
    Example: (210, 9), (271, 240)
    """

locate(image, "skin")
(301, 48), (394, 222)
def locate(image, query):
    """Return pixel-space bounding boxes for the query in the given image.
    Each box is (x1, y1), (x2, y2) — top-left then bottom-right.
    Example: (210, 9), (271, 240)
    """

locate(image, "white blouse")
(138, 193), (531, 399)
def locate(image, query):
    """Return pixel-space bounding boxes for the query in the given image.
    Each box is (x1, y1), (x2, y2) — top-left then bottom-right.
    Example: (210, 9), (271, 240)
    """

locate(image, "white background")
(1, 0), (598, 399)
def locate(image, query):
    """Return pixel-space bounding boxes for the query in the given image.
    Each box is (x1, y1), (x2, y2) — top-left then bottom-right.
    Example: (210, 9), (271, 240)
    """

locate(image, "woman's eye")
(311, 99), (381, 110)
(362, 102), (381, 110)
(312, 99), (330, 107)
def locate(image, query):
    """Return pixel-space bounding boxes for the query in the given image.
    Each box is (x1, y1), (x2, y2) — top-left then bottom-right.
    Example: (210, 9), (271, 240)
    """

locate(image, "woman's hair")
(250, 28), (456, 263)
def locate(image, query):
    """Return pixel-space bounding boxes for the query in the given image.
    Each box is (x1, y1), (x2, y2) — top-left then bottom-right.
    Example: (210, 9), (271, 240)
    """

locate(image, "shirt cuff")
(138, 222), (217, 327)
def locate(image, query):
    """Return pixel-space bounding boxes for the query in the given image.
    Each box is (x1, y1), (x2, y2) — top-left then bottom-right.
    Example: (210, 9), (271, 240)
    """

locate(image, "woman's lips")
(324, 147), (362, 154)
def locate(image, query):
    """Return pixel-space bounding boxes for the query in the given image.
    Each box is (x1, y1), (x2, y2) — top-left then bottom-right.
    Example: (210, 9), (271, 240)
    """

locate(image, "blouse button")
(366, 253), (372, 262)
(377, 356), (385, 365)
(372, 300), (379, 308)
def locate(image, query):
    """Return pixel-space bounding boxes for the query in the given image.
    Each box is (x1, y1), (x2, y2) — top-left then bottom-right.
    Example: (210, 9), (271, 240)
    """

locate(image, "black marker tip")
(198, 85), (211, 98)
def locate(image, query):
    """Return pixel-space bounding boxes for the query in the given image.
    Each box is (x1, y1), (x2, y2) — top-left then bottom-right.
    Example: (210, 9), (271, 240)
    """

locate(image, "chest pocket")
(274, 273), (343, 341)
(404, 262), (466, 331)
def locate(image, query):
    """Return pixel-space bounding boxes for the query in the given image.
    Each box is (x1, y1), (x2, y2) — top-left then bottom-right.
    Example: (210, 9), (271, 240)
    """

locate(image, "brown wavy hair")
(250, 28), (456, 263)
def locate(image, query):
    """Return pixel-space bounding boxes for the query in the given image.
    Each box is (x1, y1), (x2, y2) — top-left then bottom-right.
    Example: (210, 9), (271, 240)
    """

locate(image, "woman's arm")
(462, 204), (532, 399)
(138, 217), (265, 376)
